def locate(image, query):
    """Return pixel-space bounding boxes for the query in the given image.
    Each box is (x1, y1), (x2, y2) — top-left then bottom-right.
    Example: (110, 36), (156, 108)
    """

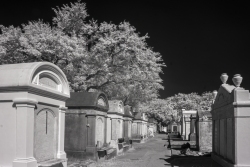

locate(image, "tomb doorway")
(35, 109), (56, 162)
(96, 117), (104, 147)
(173, 125), (177, 132)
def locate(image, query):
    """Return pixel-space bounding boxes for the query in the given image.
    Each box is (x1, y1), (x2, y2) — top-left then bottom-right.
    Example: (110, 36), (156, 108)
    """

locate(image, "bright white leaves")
(0, 1), (165, 107)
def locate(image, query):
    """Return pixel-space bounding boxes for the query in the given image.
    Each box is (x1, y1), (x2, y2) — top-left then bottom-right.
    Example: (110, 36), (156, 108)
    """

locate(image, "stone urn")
(220, 73), (228, 84)
(232, 74), (243, 87)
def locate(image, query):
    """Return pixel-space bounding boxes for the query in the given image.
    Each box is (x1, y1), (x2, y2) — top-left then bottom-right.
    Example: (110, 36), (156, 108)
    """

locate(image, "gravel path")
(93, 133), (222, 167)
(95, 134), (171, 167)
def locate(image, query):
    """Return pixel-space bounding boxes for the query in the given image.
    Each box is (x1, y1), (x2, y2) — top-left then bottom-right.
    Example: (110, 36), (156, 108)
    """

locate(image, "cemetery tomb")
(65, 91), (109, 161)
(148, 118), (157, 137)
(107, 100), (125, 152)
(0, 62), (70, 167)
(196, 110), (212, 152)
(123, 105), (134, 143)
(211, 74), (250, 167)
(181, 110), (197, 140)
(167, 121), (181, 133)
(132, 112), (147, 143)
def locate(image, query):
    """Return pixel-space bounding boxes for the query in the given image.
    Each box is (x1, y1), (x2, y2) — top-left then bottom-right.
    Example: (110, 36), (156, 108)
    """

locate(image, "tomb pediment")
(213, 84), (235, 109)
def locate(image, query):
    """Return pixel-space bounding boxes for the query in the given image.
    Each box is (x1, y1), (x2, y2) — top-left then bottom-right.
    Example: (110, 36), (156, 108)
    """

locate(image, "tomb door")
(35, 109), (56, 162)
(96, 117), (104, 147)
(173, 125), (177, 132)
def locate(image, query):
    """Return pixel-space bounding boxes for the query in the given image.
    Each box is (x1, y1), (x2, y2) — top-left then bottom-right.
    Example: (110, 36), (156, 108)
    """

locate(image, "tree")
(140, 92), (214, 125)
(0, 1), (165, 107)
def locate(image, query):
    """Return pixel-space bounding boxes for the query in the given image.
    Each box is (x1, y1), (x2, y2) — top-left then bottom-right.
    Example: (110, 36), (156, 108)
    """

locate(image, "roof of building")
(0, 62), (70, 98)
(66, 91), (109, 111)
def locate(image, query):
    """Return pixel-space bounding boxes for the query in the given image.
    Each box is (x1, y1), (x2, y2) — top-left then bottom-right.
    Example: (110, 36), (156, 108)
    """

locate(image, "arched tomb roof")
(66, 91), (109, 112)
(108, 100), (124, 115)
(0, 62), (70, 100)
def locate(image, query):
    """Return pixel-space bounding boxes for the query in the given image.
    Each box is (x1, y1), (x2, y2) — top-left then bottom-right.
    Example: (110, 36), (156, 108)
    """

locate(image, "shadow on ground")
(160, 154), (221, 167)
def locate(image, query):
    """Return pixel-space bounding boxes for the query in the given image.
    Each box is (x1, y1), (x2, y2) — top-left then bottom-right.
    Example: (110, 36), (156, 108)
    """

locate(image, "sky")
(1, 1), (250, 98)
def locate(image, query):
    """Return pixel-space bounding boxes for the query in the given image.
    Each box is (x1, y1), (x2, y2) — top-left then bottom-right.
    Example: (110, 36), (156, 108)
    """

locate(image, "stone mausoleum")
(181, 109), (197, 140)
(132, 112), (148, 142)
(0, 62), (70, 167)
(65, 91), (109, 161)
(107, 100), (126, 153)
(148, 118), (157, 137)
(196, 110), (212, 152)
(123, 105), (134, 143)
(211, 73), (250, 167)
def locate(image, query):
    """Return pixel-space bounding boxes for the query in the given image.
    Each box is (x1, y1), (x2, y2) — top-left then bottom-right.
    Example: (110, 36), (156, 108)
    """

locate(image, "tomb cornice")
(0, 86), (70, 101)
(13, 97), (38, 107)
(233, 101), (250, 107)
(107, 112), (124, 116)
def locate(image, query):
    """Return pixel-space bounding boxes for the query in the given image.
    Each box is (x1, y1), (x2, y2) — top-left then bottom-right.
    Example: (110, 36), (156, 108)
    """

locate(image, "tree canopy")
(140, 92), (213, 125)
(0, 1), (165, 107)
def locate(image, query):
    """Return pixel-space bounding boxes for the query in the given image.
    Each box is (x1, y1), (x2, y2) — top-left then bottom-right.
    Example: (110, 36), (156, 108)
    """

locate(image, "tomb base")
(13, 157), (37, 167)
(212, 153), (250, 167)
(37, 158), (67, 167)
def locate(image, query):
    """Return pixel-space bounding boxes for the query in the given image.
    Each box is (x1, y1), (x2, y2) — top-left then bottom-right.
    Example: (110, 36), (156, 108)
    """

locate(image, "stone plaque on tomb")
(112, 119), (117, 139)
(35, 109), (56, 162)
(117, 120), (121, 138)
(96, 117), (104, 147)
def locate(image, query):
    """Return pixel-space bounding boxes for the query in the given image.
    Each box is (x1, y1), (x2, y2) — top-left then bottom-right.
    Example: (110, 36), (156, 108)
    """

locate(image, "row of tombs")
(166, 73), (250, 167)
(0, 62), (157, 167)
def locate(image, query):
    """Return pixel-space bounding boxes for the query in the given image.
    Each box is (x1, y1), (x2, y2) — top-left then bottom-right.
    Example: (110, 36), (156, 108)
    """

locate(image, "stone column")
(185, 116), (191, 140)
(12, 98), (38, 167)
(57, 106), (67, 162)
(182, 116), (186, 139)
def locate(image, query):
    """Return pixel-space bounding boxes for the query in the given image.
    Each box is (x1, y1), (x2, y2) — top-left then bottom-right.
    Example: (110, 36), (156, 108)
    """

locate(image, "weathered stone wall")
(211, 79), (250, 167)
(65, 111), (87, 151)
(198, 121), (212, 152)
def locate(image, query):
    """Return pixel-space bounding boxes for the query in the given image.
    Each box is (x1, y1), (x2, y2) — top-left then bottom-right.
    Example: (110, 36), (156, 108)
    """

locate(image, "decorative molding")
(233, 101), (250, 107)
(13, 98), (38, 107)
(0, 86), (69, 101)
